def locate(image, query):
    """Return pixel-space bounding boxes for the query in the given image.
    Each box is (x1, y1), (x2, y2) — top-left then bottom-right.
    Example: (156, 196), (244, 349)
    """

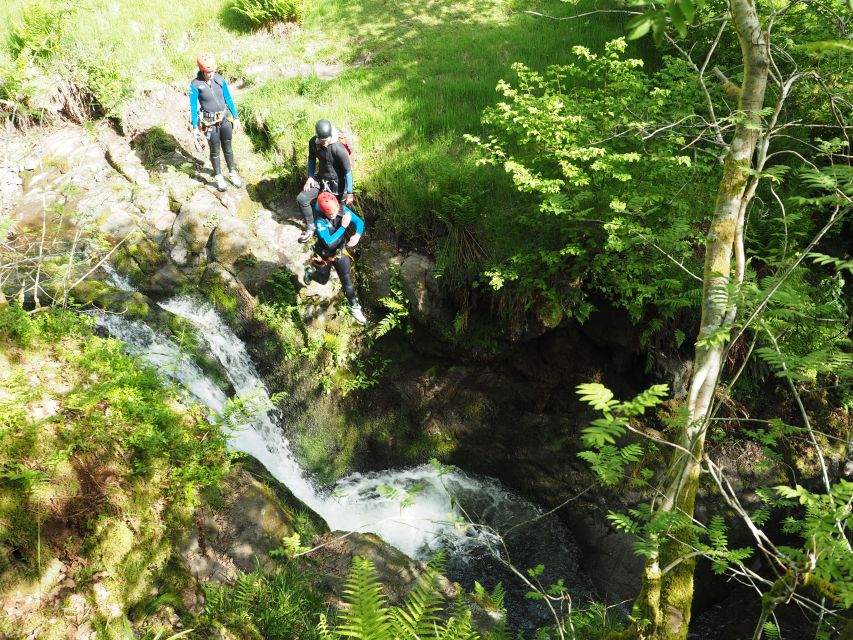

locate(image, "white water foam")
(99, 297), (484, 558)
(96, 295), (590, 628)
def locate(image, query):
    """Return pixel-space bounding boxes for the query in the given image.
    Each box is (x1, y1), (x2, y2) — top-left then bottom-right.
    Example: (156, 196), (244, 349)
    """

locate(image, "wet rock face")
(1, 108), (334, 317)
(399, 253), (453, 330)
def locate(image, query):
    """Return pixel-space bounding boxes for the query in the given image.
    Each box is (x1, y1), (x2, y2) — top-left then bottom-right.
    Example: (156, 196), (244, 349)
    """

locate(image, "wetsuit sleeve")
(342, 205), (364, 235)
(221, 79), (238, 119)
(344, 170), (353, 194)
(189, 83), (200, 128)
(316, 216), (347, 246)
(307, 139), (317, 178)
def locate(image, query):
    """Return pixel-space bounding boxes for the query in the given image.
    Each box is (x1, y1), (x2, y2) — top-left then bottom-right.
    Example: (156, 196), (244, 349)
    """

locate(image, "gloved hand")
(303, 177), (318, 191)
(347, 233), (361, 248)
(341, 211), (352, 228)
(345, 193), (354, 206)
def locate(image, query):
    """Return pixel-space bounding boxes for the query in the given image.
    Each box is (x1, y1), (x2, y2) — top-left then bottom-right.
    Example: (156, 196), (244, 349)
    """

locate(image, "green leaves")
(772, 482), (853, 607)
(625, 0), (705, 43)
(576, 383), (669, 485)
(470, 40), (712, 325)
(324, 555), (481, 640)
(810, 252), (853, 274)
(576, 383), (616, 411)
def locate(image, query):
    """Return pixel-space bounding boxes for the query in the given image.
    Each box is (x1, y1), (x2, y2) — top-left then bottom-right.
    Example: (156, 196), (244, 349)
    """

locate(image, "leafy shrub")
(82, 52), (132, 118)
(0, 304), (36, 346)
(228, 0), (303, 27)
(133, 126), (178, 167)
(8, 2), (70, 60)
(320, 553), (481, 640)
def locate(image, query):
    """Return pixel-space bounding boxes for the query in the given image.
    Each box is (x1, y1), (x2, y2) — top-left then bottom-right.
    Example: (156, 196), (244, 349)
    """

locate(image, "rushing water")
(96, 295), (590, 628)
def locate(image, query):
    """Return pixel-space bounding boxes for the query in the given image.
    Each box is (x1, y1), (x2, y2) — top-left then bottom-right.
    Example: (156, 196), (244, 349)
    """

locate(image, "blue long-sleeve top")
(314, 203), (364, 249)
(189, 72), (238, 128)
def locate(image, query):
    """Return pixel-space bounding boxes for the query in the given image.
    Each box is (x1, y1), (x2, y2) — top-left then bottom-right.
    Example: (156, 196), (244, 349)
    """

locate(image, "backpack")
(335, 130), (352, 157)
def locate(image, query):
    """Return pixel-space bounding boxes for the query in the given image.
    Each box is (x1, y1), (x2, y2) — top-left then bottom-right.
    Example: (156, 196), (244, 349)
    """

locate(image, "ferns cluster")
(322, 555), (482, 640)
(203, 568), (326, 639)
(1, 1), (131, 125)
(228, 0), (303, 27)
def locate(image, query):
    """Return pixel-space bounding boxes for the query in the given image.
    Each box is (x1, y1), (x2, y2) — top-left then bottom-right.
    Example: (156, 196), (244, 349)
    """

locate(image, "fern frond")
(337, 556), (392, 640)
(318, 613), (335, 640)
(391, 563), (444, 640)
(437, 611), (479, 640)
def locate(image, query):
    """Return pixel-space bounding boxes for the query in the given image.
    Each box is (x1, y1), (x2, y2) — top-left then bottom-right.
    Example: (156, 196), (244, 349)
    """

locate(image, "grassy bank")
(0, 306), (229, 637)
(240, 0), (639, 310)
(1, 0), (636, 322)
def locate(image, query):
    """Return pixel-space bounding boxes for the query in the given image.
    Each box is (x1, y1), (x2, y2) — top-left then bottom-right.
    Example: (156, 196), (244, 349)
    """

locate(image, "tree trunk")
(623, 1), (770, 638)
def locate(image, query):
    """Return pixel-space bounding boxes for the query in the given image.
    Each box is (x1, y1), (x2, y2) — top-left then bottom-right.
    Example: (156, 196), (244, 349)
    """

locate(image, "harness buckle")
(200, 110), (225, 129)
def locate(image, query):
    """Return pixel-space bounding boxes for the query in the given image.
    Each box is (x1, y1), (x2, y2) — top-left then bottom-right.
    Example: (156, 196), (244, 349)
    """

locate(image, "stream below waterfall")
(95, 293), (592, 630)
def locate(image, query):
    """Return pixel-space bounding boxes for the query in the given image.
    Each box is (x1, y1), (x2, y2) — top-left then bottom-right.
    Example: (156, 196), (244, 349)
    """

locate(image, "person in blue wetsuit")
(190, 53), (241, 192)
(296, 119), (354, 243)
(304, 192), (367, 324)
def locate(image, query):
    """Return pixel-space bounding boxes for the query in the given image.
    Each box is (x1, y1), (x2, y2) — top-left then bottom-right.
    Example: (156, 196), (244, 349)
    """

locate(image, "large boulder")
(210, 215), (290, 292)
(160, 167), (201, 211)
(146, 263), (189, 297)
(99, 126), (150, 186)
(170, 189), (226, 266)
(139, 209), (177, 246)
(362, 239), (404, 308)
(97, 204), (139, 243)
(180, 465), (307, 582)
(308, 531), (456, 607)
(133, 184), (171, 215)
(210, 216), (256, 266)
(399, 253), (453, 330)
(200, 262), (256, 327)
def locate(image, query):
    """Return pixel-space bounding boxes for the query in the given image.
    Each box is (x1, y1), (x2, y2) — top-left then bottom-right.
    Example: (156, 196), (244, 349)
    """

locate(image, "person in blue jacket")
(190, 53), (241, 192)
(304, 192), (367, 324)
(296, 119), (354, 243)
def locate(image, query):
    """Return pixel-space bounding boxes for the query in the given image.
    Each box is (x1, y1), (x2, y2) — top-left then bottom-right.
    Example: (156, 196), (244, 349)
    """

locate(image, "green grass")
(235, 0), (641, 302)
(1, 0), (640, 314)
(0, 306), (232, 637)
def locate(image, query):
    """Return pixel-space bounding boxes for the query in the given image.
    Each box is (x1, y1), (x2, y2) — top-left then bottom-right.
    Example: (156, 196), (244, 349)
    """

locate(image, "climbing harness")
(200, 110), (226, 130)
(310, 247), (354, 268)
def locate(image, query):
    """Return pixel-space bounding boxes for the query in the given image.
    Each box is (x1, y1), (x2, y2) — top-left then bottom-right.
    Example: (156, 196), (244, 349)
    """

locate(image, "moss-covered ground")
(0, 305), (330, 638)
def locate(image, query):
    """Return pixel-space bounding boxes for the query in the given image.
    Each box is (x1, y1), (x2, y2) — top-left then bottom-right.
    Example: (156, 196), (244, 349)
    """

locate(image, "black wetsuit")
(189, 72), (238, 176)
(296, 136), (353, 229)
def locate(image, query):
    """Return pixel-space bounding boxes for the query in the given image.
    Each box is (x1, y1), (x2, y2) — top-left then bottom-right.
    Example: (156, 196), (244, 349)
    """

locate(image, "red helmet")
(196, 53), (216, 73)
(317, 192), (340, 216)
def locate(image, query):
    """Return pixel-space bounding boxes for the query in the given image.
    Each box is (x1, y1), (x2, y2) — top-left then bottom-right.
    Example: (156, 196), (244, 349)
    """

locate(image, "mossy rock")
(236, 456), (328, 538)
(125, 236), (168, 277)
(181, 460), (327, 579)
(67, 280), (151, 319)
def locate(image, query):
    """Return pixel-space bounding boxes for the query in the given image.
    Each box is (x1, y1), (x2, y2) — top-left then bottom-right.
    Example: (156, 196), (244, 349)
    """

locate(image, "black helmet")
(315, 119), (332, 140)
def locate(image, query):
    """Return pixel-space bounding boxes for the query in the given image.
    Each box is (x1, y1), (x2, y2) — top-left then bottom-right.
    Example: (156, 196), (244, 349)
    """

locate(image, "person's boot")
(229, 170), (242, 188)
(298, 225), (314, 243)
(215, 174), (227, 192)
(303, 265), (313, 284)
(350, 302), (367, 325)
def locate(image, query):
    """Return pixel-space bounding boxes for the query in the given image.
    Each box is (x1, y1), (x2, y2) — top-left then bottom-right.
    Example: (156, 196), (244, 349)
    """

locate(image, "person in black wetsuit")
(296, 119), (354, 243)
(190, 53), (241, 192)
(304, 192), (367, 324)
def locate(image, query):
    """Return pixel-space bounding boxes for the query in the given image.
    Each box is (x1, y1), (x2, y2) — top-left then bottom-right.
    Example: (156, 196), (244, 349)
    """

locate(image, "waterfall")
(100, 261), (135, 292)
(96, 295), (590, 628)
